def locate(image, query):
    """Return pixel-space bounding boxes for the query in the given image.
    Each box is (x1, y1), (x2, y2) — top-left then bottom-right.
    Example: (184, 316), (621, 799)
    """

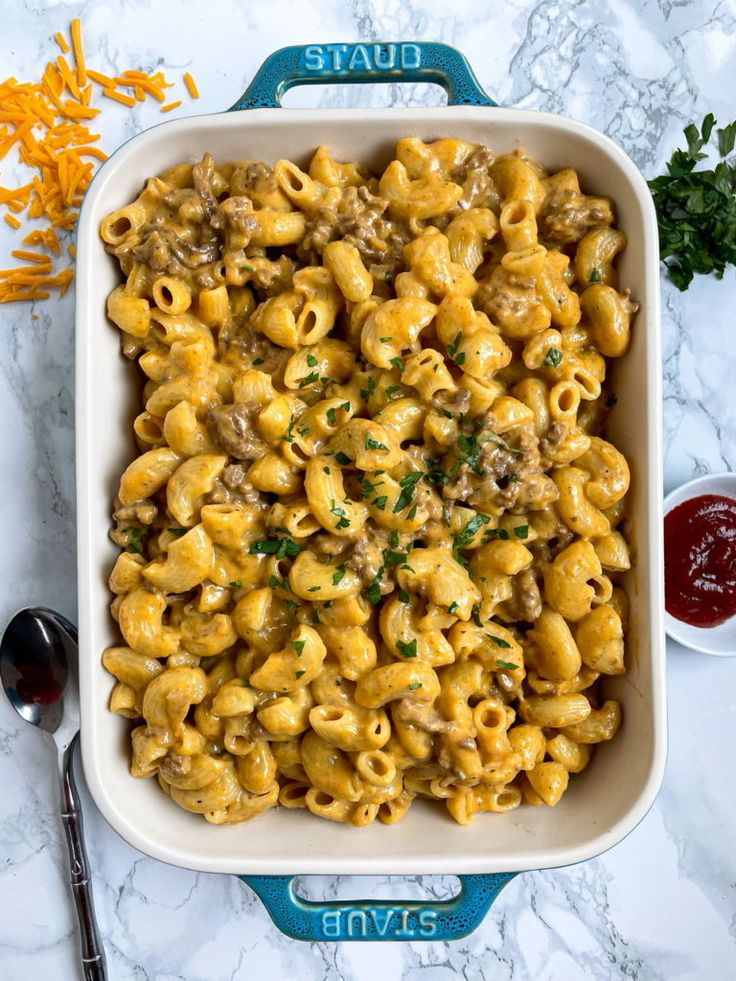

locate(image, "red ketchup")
(665, 494), (736, 627)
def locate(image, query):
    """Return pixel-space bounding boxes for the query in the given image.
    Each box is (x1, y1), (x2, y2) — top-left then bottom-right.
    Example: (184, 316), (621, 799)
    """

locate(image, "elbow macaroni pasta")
(101, 138), (636, 827)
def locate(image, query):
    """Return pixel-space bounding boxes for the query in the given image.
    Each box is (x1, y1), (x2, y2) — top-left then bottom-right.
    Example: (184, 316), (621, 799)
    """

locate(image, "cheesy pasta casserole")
(101, 138), (636, 826)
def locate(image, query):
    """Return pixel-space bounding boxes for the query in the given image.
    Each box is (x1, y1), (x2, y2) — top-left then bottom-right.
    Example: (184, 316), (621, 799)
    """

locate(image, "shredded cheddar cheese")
(0, 19), (201, 304)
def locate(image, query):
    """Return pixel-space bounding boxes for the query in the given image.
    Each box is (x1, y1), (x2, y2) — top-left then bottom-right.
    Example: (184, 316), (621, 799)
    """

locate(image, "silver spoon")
(0, 607), (107, 981)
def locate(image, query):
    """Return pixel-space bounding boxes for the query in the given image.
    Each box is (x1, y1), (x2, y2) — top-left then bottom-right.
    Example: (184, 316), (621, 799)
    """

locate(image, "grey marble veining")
(1, 0), (736, 978)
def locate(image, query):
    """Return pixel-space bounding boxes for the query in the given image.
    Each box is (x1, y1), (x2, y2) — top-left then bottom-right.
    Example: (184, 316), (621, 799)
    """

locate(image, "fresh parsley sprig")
(649, 113), (736, 290)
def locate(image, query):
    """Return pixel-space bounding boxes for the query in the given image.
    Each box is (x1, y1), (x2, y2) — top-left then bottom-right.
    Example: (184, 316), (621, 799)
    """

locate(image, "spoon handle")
(62, 733), (108, 981)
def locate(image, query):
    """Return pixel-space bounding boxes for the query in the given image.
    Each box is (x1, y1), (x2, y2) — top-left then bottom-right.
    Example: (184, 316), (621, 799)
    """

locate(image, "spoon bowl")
(0, 606), (76, 733)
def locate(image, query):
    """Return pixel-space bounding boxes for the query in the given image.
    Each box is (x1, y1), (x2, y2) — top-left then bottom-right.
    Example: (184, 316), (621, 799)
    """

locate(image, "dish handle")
(229, 42), (496, 110)
(238, 872), (516, 942)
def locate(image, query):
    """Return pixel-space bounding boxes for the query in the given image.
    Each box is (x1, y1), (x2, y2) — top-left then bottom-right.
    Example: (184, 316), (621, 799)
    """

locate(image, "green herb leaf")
(396, 639), (417, 658)
(229, 580), (243, 588)
(496, 659), (519, 671)
(334, 451), (352, 466)
(383, 549), (406, 569)
(326, 407), (337, 426)
(284, 598), (301, 611)
(292, 639), (306, 657)
(372, 495), (388, 510)
(252, 357), (265, 366)
(398, 589), (411, 604)
(407, 682), (423, 690)
(448, 601), (459, 614)
(167, 527), (186, 537)
(454, 513), (491, 553)
(128, 527), (144, 554)
(364, 566), (384, 605)
(542, 347), (563, 369)
(649, 113), (736, 289)
(385, 384), (402, 398)
(332, 565), (347, 585)
(393, 471), (423, 513)
(298, 371), (320, 388)
(268, 575), (291, 591)
(330, 500), (351, 530)
(240, 263), (255, 273)
(364, 434), (388, 452)
(514, 525), (529, 540)
(360, 376), (377, 401)
(589, 267), (602, 283)
(390, 530), (400, 548)
(282, 417), (296, 443)
(308, 585), (321, 592)
(250, 537), (301, 559)
(486, 633), (512, 649)
(390, 356), (405, 372)
(447, 331), (463, 358)
(295, 670), (306, 679)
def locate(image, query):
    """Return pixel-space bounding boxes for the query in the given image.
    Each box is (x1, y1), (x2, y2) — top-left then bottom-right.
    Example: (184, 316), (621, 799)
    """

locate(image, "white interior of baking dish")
(76, 106), (665, 874)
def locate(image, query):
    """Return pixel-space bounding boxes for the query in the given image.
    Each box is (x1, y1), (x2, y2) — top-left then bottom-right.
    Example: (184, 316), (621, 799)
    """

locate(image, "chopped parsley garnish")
(407, 682), (423, 690)
(390, 530), (400, 548)
(334, 451), (352, 466)
(360, 477), (382, 498)
(293, 639), (305, 656)
(486, 432), (523, 456)
(360, 376), (377, 401)
(249, 536), (301, 559)
(364, 567), (384, 605)
(311, 608), (321, 624)
(486, 633), (512, 649)
(483, 528), (510, 542)
(649, 114), (736, 289)
(282, 417), (296, 443)
(589, 268), (602, 283)
(542, 347), (563, 369)
(252, 357), (265, 366)
(295, 670), (306, 680)
(496, 659), (519, 671)
(240, 263), (255, 273)
(308, 585), (321, 592)
(306, 353), (318, 367)
(448, 601), (459, 614)
(332, 565), (347, 585)
(268, 575), (291, 591)
(326, 407), (337, 425)
(456, 433), (484, 476)
(335, 677), (342, 686)
(514, 525), (529, 540)
(508, 474), (520, 483)
(407, 504), (418, 521)
(424, 462), (449, 487)
(372, 495), (388, 510)
(229, 580), (243, 588)
(323, 466), (331, 475)
(167, 527), (186, 536)
(396, 639), (417, 658)
(393, 471), (423, 512)
(298, 370), (321, 388)
(383, 549), (406, 569)
(390, 356), (405, 372)
(330, 500), (351, 530)
(380, 336), (392, 343)
(384, 271), (394, 286)
(284, 599), (301, 611)
(128, 527), (144, 554)
(471, 604), (483, 627)
(385, 384), (402, 398)
(447, 332), (463, 358)
(364, 434), (388, 452)
(398, 589), (411, 604)
(454, 513), (491, 552)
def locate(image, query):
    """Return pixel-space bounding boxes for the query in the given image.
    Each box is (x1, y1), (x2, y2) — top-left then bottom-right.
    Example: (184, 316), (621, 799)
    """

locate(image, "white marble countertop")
(1, 1), (736, 978)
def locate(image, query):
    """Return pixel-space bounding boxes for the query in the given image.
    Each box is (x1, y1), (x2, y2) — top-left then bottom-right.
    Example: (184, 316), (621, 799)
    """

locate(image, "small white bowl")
(664, 472), (736, 656)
